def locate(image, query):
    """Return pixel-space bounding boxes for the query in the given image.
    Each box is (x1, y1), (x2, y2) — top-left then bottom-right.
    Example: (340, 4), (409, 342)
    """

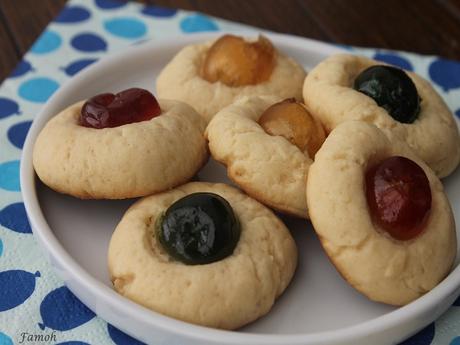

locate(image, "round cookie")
(206, 96), (313, 218)
(108, 182), (297, 330)
(303, 53), (460, 178)
(33, 99), (208, 199)
(156, 36), (306, 123)
(307, 121), (456, 306)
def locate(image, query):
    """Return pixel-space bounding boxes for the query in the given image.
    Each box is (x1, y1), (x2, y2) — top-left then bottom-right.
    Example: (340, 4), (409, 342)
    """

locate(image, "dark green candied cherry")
(354, 65), (420, 123)
(157, 193), (241, 265)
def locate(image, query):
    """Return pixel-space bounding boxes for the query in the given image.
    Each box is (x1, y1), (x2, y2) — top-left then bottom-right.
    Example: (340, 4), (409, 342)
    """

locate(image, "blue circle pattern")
(0, 203), (32, 234)
(108, 324), (146, 345)
(141, 6), (177, 17)
(0, 332), (13, 345)
(7, 120), (32, 149)
(54, 6), (91, 23)
(451, 337), (460, 345)
(9, 60), (33, 78)
(0, 98), (20, 119)
(398, 323), (435, 345)
(104, 18), (147, 39)
(71, 33), (107, 52)
(373, 52), (413, 71)
(0, 161), (20, 191)
(31, 31), (62, 54)
(0, 270), (40, 312)
(429, 58), (460, 91)
(62, 58), (98, 76)
(95, 0), (127, 9)
(39, 286), (96, 331)
(18, 77), (59, 103)
(0, 1), (459, 345)
(453, 294), (460, 306)
(180, 14), (219, 33)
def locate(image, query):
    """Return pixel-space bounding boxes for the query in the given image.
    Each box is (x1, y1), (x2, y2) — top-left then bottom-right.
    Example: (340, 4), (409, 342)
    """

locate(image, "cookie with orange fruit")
(206, 95), (325, 218)
(157, 34), (306, 122)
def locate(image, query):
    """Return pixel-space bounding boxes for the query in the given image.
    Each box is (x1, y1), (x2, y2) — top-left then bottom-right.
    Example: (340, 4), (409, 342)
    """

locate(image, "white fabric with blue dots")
(0, 0), (460, 344)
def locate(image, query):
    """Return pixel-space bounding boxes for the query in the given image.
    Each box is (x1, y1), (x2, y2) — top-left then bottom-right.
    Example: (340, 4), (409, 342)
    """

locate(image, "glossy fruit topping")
(365, 156), (431, 241)
(201, 34), (275, 87)
(157, 193), (241, 265)
(80, 88), (161, 129)
(354, 65), (420, 123)
(259, 98), (326, 157)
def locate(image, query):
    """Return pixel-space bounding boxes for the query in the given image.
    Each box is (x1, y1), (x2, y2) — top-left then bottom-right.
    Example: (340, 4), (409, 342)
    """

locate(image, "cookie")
(307, 121), (456, 305)
(108, 182), (297, 330)
(157, 34), (306, 123)
(33, 98), (208, 199)
(206, 96), (325, 218)
(303, 53), (460, 178)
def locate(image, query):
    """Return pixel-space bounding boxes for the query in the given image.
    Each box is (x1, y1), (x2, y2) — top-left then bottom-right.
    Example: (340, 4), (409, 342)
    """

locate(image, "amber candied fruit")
(258, 98), (326, 157)
(201, 34), (275, 87)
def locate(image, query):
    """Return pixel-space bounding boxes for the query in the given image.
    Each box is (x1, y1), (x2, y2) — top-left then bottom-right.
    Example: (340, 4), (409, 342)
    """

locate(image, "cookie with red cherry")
(307, 121), (456, 305)
(33, 88), (208, 199)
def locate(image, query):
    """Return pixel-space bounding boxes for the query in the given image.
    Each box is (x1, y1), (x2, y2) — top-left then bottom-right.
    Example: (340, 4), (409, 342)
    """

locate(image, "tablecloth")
(1, 0), (460, 344)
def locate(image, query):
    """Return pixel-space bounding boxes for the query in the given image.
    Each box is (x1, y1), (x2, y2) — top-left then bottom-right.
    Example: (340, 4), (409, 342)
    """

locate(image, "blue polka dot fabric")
(0, 0), (459, 344)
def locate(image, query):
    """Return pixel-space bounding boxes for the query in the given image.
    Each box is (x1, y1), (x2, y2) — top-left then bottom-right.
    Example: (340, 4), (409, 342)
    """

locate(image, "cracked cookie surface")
(303, 53), (460, 178)
(206, 96), (312, 218)
(307, 121), (456, 305)
(156, 38), (306, 123)
(108, 182), (297, 329)
(33, 99), (208, 199)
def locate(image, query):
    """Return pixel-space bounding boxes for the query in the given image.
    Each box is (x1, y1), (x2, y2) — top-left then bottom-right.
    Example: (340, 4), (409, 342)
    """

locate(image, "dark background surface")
(1, 0), (460, 82)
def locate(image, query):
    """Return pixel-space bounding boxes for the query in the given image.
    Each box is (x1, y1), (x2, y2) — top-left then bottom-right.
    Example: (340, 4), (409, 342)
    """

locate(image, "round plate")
(21, 32), (460, 345)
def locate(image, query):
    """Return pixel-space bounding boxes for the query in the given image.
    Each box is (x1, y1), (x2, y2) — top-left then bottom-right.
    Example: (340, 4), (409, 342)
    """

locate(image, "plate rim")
(20, 31), (460, 345)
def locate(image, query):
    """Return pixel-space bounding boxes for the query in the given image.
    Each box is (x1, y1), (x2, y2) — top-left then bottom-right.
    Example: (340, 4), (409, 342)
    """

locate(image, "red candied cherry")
(80, 88), (161, 129)
(365, 156), (432, 241)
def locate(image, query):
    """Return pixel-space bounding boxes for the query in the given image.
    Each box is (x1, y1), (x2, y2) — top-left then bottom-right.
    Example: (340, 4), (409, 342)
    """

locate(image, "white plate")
(21, 32), (460, 345)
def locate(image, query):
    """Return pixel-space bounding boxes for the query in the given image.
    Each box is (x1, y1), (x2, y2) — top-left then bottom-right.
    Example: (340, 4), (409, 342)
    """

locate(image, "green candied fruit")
(354, 65), (420, 123)
(157, 192), (240, 265)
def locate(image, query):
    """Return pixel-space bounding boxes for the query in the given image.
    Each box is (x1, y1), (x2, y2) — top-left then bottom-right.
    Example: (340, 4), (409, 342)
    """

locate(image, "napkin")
(1, 0), (460, 344)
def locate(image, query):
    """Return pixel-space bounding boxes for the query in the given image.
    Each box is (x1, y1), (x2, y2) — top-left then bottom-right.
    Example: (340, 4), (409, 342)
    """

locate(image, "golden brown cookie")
(206, 96), (326, 218)
(307, 121), (456, 305)
(157, 35), (306, 122)
(108, 182), (297, 329)
(33, 99), (208, 199)
(303, 53), (460, 178)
